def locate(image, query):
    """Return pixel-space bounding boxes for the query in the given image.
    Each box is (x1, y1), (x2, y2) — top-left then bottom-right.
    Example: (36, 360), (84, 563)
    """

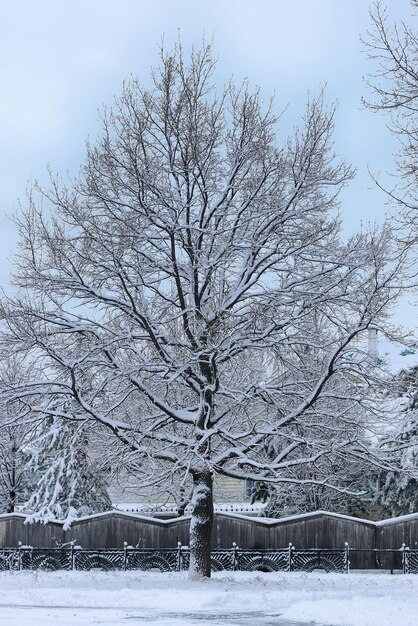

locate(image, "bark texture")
(189, 470), (214, 577)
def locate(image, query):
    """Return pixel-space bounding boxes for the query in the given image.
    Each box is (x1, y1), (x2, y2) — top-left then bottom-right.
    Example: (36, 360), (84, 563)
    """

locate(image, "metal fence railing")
(0, 542), (415, 573)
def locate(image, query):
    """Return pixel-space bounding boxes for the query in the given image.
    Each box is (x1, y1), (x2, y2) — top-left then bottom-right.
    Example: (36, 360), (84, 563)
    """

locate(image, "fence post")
(17, 541), (22, 571)
(344, 542), (350, 574)
(123, 542), (128, 572)
(70, 541), (75, 571)
(232, 542), (238, 571)
(177, 542), (182, 572)
(288, 543), (293, 572)
(401, 543), (409, 575)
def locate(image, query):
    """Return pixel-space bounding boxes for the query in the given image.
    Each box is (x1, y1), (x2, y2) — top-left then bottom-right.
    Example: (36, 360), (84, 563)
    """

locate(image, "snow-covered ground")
(0, 570), (417, 625)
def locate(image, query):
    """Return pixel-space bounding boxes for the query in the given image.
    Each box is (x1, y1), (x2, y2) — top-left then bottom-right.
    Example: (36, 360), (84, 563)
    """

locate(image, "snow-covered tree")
(363, 1), (418, 232)
(0, 355), (112, 523)
(251, 313), (373, 517)
(24, 415), (112, 529)
(252, 452), (370, 517)
(0, 43), (406, 576)
(377, 364), (418, 516)
(364, 2), (418, 512)
(0, 422), (30, 514)
(253, 477), (368, 519)
(0, 358), (36, 513)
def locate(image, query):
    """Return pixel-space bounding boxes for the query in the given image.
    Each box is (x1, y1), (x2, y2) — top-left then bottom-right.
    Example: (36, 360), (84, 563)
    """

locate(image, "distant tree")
(252, 453), (370, 518)
(251, 313), (373, 517)
(364, 0), (418, 515)
(0, 42), (406, 576)
(252, 427), (372, 519)
(0, 423), (29, 514)
(0, 358), (35, 513)
(363, 1), (418, 231)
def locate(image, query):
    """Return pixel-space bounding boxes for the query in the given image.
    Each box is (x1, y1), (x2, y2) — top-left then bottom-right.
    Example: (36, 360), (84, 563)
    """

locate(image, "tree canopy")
(363, 1), (418, 234)
(0, 42), (406, 576)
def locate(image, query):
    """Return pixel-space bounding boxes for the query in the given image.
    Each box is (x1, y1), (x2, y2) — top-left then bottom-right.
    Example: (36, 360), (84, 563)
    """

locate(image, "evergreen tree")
(377, 364), (418, 517)
(24, 414), (112, 529)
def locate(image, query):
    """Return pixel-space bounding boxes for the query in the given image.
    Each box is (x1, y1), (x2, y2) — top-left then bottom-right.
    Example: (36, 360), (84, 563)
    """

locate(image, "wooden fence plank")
(0, 510), (416, 568)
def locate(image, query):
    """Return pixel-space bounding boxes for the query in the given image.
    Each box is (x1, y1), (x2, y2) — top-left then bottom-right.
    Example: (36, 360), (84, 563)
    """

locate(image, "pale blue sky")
(0, 0), (415, 323)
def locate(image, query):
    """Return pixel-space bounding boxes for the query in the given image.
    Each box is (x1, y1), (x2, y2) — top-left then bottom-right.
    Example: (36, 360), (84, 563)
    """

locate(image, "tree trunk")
(7, 490), (15, 514)
(189, 468), (214, 577)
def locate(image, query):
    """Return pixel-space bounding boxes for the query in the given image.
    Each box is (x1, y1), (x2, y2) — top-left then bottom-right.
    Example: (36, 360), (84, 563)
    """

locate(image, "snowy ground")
(0, 570), (417, 625)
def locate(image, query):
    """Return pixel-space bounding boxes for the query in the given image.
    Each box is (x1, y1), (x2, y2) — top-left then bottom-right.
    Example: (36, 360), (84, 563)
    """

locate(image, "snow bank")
(0, 570), (416, 625)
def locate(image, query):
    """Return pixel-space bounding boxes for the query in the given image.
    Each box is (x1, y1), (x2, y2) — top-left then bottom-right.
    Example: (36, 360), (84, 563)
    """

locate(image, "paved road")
(0, 604), (316, 625)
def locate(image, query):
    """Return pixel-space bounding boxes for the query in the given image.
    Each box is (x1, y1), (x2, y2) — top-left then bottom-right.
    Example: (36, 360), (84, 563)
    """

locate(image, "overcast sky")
(0, 0), (415, 326)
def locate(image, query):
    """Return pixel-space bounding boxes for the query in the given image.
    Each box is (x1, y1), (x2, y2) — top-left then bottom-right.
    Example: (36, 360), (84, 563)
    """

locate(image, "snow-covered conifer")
(24, 414), (112, 529)
(377, 365), (418, 516)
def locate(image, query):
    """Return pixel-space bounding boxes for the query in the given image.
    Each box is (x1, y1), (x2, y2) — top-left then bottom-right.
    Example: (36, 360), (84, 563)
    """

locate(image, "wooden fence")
(0, 510), (417, 569)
